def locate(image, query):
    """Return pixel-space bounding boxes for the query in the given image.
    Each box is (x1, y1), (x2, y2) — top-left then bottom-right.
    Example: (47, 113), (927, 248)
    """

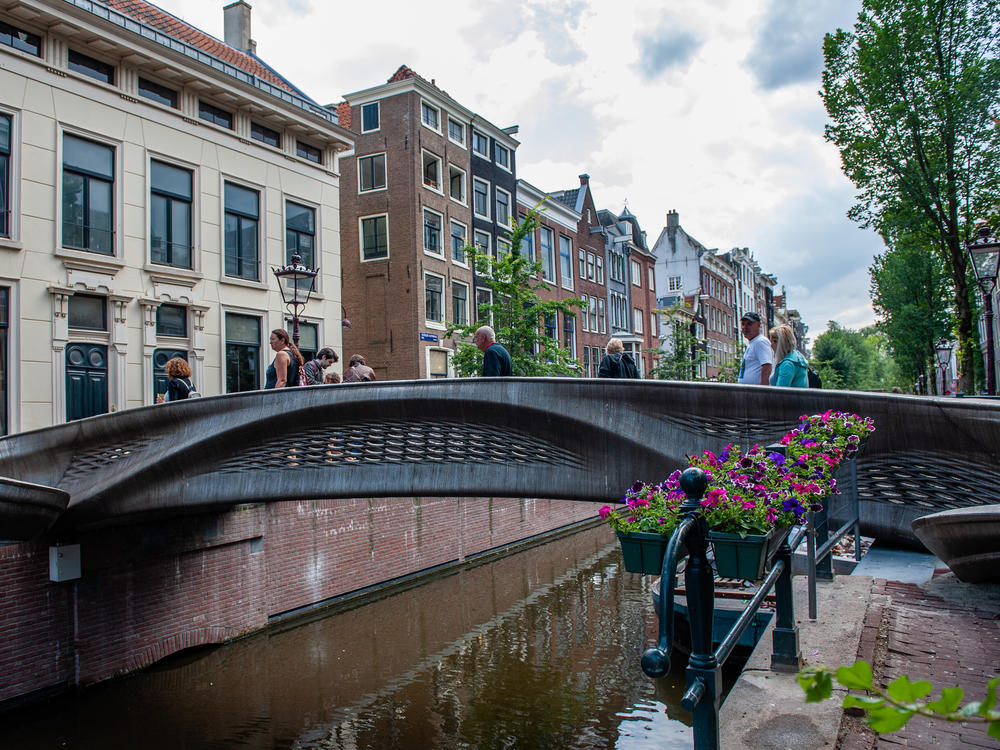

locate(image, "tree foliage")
(647, 303), (708, 381)
(445, 208), (584, 377)
(812, 321), (903, 391)
(822, 0), (1000, 391)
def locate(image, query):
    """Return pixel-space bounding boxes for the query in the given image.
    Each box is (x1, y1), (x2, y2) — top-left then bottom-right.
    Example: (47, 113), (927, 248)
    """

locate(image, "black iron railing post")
(813, 502), (833, 579)
(770, 534), (801, 672)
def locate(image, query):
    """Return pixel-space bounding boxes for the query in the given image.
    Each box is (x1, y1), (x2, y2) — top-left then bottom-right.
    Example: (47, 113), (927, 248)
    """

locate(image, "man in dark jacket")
(474, 326), (513, 376)
(598, 337), (639, 379)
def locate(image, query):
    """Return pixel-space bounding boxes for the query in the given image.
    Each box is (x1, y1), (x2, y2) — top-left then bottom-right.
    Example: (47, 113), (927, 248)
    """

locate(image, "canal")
(0, 524), (744, 749)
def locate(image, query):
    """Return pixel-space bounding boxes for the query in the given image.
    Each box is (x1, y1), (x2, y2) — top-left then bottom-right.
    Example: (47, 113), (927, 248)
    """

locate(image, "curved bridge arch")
(0, 379), (997, 544)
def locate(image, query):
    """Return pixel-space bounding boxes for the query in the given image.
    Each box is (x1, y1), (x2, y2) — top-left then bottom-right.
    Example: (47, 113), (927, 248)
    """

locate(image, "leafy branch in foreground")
(799, 660), (1000, 739)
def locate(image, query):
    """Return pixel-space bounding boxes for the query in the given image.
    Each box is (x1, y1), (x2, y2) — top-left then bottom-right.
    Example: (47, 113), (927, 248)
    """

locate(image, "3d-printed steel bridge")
(1, 379), (997, 543)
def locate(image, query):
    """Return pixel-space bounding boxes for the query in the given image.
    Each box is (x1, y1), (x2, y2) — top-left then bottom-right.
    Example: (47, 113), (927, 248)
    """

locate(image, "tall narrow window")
(539, 226), (555, 282)
(472, 131), (489, 157)
(452, 280), (468, 326)
(150, 160), (192, 268)
(0, 114), (9, 238)
(450, 220), (467, 263)
(425, 273), (443, 323)
(563, 313), (575, 357)
(449, 165), (466, 203)
(62, 134), (114, 254)
(0, 287), (7, 435)
(520, 224), (534, 260)
(422, 151), (441, 191)
(421, 102), (440, 131)
(423, 209), (442, 255)
(495, 187), (510, 228)
(285, 201), (316, 269)
(361, 102), (380, 132)
(361, 214), (388, 260)
(225, 313), (261, 393)
(224, 182), (259, 281)
(358, 153), (386, 192)
(448, 118), (464, 145)
(544, 313), (556, 340)
(559, 235), (573, 289)
(495, 143), (511, 170)
(473, 179), (489, 218)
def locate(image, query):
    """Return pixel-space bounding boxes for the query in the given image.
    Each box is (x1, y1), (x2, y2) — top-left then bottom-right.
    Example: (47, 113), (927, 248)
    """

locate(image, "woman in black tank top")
(264, 329), (304, 388)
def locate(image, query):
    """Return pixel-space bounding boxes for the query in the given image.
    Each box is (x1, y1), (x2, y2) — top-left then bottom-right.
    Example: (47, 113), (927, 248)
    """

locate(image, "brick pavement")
(848, 575), (1000, 749)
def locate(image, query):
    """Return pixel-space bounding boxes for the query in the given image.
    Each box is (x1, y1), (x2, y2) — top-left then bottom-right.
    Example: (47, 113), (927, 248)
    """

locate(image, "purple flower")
(630, 481), (644, 494)
(768, 452), (786, 465)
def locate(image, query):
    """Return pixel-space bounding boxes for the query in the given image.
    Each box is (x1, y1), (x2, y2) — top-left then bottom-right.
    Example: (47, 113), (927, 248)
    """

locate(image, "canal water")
(1, 524), (743, 749)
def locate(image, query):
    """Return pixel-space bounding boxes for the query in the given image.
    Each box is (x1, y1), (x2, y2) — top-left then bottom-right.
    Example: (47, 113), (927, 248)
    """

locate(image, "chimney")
(579, 173), (590, 185)
(667, 209), (679, 229)
(224, 1), (254, 54)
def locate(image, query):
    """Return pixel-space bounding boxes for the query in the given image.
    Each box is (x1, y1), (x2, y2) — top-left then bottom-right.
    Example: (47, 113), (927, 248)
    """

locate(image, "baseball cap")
(741, 311), (761, 323)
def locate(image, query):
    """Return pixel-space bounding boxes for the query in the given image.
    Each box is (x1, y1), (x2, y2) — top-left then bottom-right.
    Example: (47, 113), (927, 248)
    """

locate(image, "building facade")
(0, 0), (352, 434)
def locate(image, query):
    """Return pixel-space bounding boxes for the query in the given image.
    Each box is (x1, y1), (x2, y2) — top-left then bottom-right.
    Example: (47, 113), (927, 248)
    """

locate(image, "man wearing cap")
(738, 312), (773, 385)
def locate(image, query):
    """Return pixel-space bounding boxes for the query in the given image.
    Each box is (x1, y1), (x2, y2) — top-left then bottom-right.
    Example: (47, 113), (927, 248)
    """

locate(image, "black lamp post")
(966, 223), (1000, 395)
(272, 252), (318, 348)
(934, 338), (953, 396)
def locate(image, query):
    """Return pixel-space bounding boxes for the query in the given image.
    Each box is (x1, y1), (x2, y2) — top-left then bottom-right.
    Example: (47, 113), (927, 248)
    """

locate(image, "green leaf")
(981, 676), (999, 715)
(866, 705), (914, 734)
(836, 661), (875, 691)
(887, 675), (932, 703)
(800, 669), (834, 703)
(925, 686), (964, 715)
(843, 694), (885, 709)
(987, 719), (1000, 740)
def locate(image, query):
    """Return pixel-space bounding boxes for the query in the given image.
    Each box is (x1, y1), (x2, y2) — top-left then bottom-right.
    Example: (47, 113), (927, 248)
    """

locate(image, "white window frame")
(472, 178), (490, 219)
(146, 152), (201, 272)
(447, 117), (465, 148)
(423, 207), (444, 257)
(595, 256), (604, 284)
(472, 130), (489, 159)
(562, 312), (576, 358)
(359, 212), (389, 262)
(539, 226), (555, 283)
(495, 186), (511, 228)
(450, 219), (469, 267)
(58, 125), (125, 262)
(420, 100), (441, 133)
(668, 275), (682, 292)
(494, 142), (511, 172)
(648, 267), (655, 291)
(357, 152), (387, 194)
(451, 279), (469, 327)
(424, 270), (446, 329)
(634, 308), (643, 334)
(579, 248), (586, 279)
(598, 298), (606, 334)
(631, 259), (641, 287)
(473, 229), (491, 260)
(422, 150), (443, 193)
(580, 294), (589, 332)
(448, 163), (467, 205)
(426, 346), (451, 379)
(360, 101), (380, 133)
(559, 235), (574, 291)
(219, 175), (264, 287)
(589, 297), (597, 331)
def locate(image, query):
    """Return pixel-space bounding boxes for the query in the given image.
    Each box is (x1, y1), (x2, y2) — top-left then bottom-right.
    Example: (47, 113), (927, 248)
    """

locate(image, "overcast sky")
(154, 0), (880, 343)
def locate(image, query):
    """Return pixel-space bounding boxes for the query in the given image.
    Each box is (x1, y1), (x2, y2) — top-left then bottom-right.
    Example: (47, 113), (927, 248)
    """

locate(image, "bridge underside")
(0, 379), (997, 545)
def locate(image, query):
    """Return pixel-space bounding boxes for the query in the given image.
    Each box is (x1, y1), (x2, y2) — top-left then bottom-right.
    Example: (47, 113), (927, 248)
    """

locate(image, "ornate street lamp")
(966, 223), (1000, 395)
(271, 252), (318, 348)
(934, 338), (953, 396)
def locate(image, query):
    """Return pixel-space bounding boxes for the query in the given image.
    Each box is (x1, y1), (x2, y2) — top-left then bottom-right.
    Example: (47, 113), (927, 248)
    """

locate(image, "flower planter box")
(708, 526), (791, 581)
(616, 530), (673, 575)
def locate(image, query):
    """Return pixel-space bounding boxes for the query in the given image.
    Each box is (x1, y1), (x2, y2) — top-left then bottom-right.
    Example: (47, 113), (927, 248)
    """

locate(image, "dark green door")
(66, 343), (108, 421)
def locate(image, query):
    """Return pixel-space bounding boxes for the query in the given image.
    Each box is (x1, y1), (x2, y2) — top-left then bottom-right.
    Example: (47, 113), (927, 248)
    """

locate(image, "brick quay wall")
(0, 497), (604, 706)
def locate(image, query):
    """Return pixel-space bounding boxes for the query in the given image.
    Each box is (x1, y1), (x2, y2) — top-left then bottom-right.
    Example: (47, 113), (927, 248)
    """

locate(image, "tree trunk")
(949, 236), (975, 393)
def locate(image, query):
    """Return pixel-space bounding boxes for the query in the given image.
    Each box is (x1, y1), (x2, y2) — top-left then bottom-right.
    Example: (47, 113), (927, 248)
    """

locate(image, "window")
(62, 134), (114, 255)
(539, 226), (555, 282)
(520, 223), (534, 260)
(588, 252), (596, 280)
(495, 187), (510, 228)
(634, 308), (643, 334)
(225, 313), (260, 393)
(496, 239), (511, 259)
(360, 214), (388, 260)
(631, 259), (641, 286)
(423, 209), (442, 255)
(68, 294), (106, 330)
(668, 275), (682, 291)
(0, 114), (9, 238)
(428, 348), (449, 379)
(150, 160), (192, 269)
(296, 141), (321, 164)
(580, 295), (589, 331)
(422, 151), (442, 191)
(598, 298), (606, 333)
(589, 296), (597, 331)
(563, 314), (575, 357)
(286, 201), (316, 269)
(450, 220), (467, 263)
(0, 287), (6, 434)
(494, 143), (511, 170)
(583, 346), (589, 380)
(358, 153), (386, 192)
(138, 78), (177, 108)
(472, 131), (489, 157)
(476, 287), (493, 325)
(596, 256), (604, 284)
(449, 164), (466, 203)
(421, 101), (440, 131)
(559, 235), (573, 290)
(361, 102), (380, 132)
(198, 101), (232, 129)
(68, 50), (113, 84)
(286, 320), (318, 363)
(579, 249), (586, 279)
(473, 230), (490, 260)
(250, 122), (280, 148)
(425, 273), (443, 323)
(156, 304), (187, 337)
(448, 118), (464, 145)
(651, 312), (658, 337)
(223, 182), (259, 281)
(649, 267), (655, 290)
(473, 178), (489, 218)
(544, 313), (557, 340)
(0, 20), (41, 57)
(452, 280), (468, 326)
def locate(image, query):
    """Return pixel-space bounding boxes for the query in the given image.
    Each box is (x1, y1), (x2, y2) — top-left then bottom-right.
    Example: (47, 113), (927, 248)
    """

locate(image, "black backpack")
(807, 369), (822, 389)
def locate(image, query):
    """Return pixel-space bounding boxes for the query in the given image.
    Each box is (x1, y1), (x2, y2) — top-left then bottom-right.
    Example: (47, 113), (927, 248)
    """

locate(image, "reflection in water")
(0, 525), (740, 749)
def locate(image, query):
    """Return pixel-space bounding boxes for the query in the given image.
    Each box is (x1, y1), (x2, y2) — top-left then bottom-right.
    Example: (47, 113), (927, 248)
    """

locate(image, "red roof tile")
(102, 0), (297, 95)
(386, 64), (450, 97)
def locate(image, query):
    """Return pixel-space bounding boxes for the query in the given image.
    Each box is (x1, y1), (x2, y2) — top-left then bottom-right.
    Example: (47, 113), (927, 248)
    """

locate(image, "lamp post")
(966, 223), (1000, 395)
(934, 338), (953, 396)
(271, 252), (318, 348)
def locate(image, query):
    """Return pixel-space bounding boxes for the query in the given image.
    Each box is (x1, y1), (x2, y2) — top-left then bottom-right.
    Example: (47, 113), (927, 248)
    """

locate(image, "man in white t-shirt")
(738, 311), (773, 385)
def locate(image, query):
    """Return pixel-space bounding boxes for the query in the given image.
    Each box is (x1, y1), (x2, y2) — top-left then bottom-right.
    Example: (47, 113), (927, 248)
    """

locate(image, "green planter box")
(616, 530), (672, 575)
(708, 526), (791, 581)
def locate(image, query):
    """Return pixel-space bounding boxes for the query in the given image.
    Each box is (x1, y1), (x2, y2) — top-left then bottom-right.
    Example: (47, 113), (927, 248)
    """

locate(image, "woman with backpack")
(769, 325), (809, 388)
(264, 329), (304, 388)
(598, 338), (640, 379)
(163, 357), (197, 400)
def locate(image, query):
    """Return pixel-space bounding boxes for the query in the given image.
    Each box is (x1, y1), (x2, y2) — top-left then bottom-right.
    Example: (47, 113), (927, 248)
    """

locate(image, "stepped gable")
(386, 64), (451, 97)
(102, 0), (299, 96)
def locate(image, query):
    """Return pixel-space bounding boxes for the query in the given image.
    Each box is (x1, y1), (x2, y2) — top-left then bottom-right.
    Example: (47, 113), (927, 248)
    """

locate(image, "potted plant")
(599, 481), (683, 574)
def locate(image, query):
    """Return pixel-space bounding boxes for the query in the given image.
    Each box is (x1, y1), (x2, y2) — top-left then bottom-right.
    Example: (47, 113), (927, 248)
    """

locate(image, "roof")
(386, 64), (453, 99)
(101, 0), (308, 100)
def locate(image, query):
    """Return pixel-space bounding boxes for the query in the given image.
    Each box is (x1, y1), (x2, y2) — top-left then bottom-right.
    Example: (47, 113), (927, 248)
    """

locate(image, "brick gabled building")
(337, 66), (519, 380)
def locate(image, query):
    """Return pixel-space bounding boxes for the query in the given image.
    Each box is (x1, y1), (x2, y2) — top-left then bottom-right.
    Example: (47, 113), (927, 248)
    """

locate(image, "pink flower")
(599, 506), (611, 519)
(742, 500), (755, 510)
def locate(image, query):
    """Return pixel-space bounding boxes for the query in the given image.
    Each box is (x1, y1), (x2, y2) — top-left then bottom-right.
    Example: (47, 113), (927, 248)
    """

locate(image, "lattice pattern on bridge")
(214, 419), (582, 473)
(857, 455), (1000, 512)
(62, 440), (151, 481)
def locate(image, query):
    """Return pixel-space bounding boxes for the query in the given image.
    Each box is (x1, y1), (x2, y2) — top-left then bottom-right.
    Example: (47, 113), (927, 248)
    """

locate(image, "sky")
(153, 0), (881, 343)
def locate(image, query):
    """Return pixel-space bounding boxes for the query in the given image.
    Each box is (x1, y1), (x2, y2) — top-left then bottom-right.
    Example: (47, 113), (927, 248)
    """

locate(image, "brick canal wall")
(0, 497), (603, 706)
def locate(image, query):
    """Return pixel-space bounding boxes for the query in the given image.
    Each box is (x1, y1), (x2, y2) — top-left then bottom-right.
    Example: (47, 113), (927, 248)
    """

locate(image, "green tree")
(445, 208), (584, 377)
(822, 0), (1000, 392)
(812, 321), (870, 390)
(647, 303), (708, 381)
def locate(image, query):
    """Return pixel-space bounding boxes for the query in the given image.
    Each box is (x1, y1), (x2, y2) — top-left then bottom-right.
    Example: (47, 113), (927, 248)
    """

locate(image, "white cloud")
(153, 0), (878, 339)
